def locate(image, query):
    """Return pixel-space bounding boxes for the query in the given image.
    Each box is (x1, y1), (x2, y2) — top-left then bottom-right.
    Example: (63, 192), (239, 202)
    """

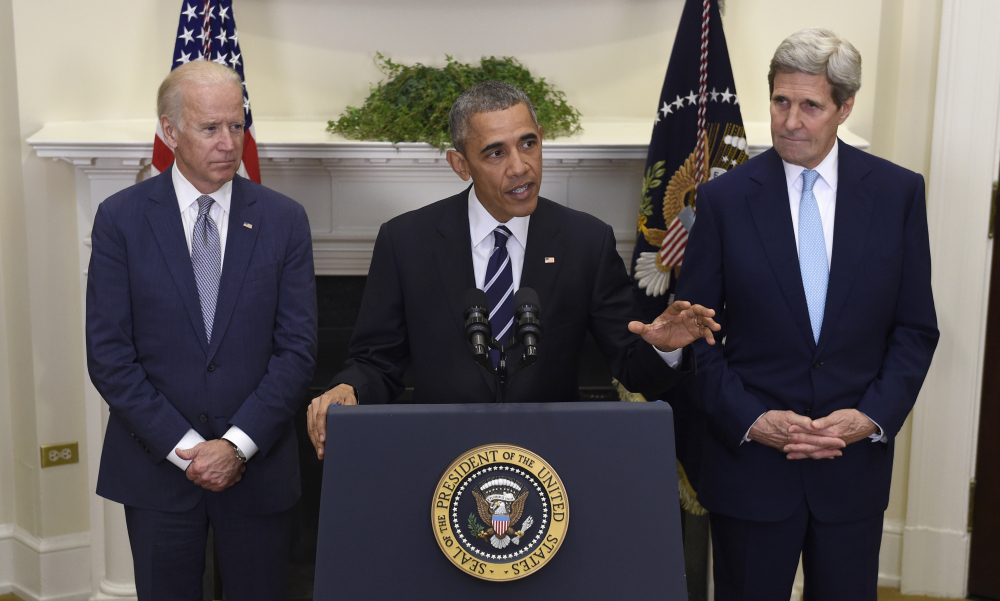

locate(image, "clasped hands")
(749, 409), (878, 459)
(176, 439), (245, 491)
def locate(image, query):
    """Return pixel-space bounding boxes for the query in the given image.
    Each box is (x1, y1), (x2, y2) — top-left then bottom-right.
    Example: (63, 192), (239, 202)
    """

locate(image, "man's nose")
(507, 150), (529, 176)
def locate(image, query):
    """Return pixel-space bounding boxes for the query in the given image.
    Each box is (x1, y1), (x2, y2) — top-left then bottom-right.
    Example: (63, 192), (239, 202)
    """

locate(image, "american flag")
(152, 0), (260, 183)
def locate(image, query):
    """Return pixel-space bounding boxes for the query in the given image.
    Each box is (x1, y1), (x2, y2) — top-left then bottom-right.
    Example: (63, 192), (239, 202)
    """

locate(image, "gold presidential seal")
(432, 444), (569, 581)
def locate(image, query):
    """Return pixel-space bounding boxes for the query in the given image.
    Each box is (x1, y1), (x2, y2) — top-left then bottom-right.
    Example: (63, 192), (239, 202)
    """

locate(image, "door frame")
(900, 0), (1000, 595)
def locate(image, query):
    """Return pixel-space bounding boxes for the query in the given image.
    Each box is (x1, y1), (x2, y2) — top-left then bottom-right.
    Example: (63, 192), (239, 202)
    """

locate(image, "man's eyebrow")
(478, 132), (539, 155)
(480, 141), (504, 154)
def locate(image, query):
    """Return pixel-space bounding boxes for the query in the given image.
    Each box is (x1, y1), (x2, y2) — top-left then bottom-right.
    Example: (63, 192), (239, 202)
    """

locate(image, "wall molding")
(899, 0), (1000, 596)
(0, 524), (91, 601)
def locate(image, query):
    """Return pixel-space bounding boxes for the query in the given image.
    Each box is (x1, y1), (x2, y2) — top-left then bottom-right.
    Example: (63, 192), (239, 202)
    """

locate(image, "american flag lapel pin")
(243, 222), (253, 229)
(544, 257), (555, 264)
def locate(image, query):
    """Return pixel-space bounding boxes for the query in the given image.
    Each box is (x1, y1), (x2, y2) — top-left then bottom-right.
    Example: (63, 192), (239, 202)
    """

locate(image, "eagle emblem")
(469, 478), (535, 549)
(635, 124), (749, 297)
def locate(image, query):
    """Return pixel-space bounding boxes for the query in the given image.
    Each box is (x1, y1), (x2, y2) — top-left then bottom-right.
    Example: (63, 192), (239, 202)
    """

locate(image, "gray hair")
(157, 61), (243, 132)
(448, 81), (539, 154)
(768, 28), (862, 107)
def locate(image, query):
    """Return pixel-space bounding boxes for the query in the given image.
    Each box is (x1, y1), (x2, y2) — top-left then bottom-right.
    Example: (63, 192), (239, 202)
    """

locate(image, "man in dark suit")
(86, 61), (317, 600)
(675, 29), (939, 600)
(307, 81), (720, 458)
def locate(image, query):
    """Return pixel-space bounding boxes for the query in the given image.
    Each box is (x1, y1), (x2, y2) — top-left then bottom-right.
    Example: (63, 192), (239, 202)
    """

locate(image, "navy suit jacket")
(331, 187), (689, 405)
(675, 141), (938, 523)
(87, 169), (317, 515)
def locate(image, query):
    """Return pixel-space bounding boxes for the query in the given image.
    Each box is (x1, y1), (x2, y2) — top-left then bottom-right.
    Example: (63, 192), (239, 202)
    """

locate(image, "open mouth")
(507, 183), (533, 198)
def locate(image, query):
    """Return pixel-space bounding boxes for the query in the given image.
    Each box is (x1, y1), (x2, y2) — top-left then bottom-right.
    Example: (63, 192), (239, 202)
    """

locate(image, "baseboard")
(0, 524), (91, 601)
(878, 518), (905, 588)
(900, 524), (968, 597)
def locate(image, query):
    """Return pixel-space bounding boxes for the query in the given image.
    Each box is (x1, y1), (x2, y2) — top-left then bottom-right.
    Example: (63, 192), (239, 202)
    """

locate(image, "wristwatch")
(222, 438), (247, 464)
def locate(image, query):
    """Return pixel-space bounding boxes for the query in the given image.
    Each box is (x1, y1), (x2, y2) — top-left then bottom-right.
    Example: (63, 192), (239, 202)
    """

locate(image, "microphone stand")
(490, 337), (514, 404)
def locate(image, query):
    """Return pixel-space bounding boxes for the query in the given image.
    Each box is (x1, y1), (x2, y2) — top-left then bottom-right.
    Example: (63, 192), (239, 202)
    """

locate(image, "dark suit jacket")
(87, 169), (318, 515)
(675, 141), (938, 523)
(331, 187), (688, 405)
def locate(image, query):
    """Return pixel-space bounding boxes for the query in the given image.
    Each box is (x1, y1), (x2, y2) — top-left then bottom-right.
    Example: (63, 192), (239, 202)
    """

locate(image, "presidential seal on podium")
(431, 444), (569, 581)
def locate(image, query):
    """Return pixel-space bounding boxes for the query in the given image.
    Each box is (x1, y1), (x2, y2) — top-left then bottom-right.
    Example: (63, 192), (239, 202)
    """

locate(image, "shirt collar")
(172, 162), (233, 215)
(781, 138), (839, 193)
(468, 184), (530, 248)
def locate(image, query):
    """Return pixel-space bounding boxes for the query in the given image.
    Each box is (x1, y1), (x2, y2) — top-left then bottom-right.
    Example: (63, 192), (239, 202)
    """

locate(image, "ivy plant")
(328, 53), (582, 150)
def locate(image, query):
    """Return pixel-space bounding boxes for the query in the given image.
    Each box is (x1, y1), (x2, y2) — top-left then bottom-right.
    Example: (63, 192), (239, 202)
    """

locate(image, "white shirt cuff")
(741, 413), (767, 445)
(222, 426), (259, 461)
(859, 412), (887, 443)
(653, 346), (683, 369)
(167, 429), (208, 470)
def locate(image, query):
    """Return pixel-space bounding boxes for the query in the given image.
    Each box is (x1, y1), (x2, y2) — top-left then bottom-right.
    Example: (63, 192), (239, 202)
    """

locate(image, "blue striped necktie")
(191, 195), (222, 343)
(798, 169), (828, 343)
(484, 225), (514, 367)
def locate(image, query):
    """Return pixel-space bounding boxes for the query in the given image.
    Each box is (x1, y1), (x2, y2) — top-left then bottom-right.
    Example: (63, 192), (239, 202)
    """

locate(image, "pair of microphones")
(462, 287), (542, 372)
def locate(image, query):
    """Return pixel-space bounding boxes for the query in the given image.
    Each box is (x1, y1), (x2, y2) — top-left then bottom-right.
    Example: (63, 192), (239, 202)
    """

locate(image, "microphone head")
(462, 288), (490, 315)
(513, 287), (540, 314)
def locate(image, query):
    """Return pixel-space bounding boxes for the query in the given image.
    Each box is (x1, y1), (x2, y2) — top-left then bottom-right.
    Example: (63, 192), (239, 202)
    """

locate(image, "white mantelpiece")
(29, 119), (869, 275)
(26, 119), (867, 600)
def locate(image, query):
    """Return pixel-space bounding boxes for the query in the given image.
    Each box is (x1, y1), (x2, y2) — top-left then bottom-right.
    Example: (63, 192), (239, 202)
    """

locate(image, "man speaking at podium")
(308, 81), (719, 458)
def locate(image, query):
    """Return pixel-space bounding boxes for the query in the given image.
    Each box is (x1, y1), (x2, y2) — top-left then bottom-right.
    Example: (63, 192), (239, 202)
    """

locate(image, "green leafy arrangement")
(328, 53), (582, 150)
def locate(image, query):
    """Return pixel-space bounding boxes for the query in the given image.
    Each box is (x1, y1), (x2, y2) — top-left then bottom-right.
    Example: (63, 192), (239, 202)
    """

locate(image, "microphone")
(463, 288), (493, 370)
(514, 288), (542, 367)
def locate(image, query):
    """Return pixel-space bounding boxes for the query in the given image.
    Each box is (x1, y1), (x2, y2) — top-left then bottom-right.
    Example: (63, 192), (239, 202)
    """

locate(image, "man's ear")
(837, 96), (855, 124)
(160, 115), (179, 150)
(446, 149), (471, 181)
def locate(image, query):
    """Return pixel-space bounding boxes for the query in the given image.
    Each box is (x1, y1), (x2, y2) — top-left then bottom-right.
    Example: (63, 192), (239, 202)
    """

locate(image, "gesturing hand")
(306, 383), (357, 460)
(628, 300), (720, 352)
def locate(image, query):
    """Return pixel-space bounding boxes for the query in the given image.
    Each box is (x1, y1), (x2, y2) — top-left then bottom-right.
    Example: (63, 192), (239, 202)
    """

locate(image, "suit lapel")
(521, 198), (565, 331)
(431, 188), (494, 392)
(432, 188), (477, 331)
(208, 176), (260, 358)
(816, 141), (874, 354)
(145, 171), (210, 354)
(745, 150), (816, 349)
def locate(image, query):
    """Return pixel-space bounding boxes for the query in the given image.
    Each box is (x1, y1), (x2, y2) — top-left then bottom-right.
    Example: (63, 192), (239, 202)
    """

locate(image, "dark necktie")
(191, 195), (222, 343)
(484, 226), (514, 367)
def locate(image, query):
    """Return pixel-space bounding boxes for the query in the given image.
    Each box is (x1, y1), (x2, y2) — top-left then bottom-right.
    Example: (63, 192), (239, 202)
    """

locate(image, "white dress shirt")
(166, 164), (258, 470)
(466, 185), (682, 368)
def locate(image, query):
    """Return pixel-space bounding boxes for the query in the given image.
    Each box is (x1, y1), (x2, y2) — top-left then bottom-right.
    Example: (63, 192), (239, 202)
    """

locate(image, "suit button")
(199, 414), (208, 422)
(812, 361), (822, 369)
(207, 362), (215, 372)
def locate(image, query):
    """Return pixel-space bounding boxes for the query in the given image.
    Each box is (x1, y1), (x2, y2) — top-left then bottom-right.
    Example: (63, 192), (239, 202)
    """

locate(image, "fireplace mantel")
(28, 118), (868, 276)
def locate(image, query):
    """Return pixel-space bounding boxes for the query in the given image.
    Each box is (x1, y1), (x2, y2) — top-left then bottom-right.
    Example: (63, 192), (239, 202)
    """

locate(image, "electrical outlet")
(40, 442), (79, 468)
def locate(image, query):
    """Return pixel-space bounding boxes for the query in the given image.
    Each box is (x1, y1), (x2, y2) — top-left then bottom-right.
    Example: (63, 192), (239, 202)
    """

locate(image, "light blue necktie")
(798, 170), (828, 343)
(191, 195), (222, 343)
(484, 226), (514, 367)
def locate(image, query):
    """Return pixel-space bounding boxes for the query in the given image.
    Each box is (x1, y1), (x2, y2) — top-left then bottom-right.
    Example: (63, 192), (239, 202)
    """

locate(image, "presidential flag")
(619, 0), (747, 518)
(630, 0), (746, 308)
(152, 0), (260, 183)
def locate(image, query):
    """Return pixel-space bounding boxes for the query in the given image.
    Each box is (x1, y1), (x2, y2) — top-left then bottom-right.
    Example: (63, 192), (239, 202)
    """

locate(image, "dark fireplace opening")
(284, 275), (618, 599)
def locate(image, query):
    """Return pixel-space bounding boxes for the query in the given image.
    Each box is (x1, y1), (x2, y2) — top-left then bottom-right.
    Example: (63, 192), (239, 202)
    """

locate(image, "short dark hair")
(448, 81), (539, 154)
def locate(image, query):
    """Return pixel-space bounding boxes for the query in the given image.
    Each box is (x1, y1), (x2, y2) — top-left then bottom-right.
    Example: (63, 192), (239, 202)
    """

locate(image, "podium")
(314, 401), (688, 599)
